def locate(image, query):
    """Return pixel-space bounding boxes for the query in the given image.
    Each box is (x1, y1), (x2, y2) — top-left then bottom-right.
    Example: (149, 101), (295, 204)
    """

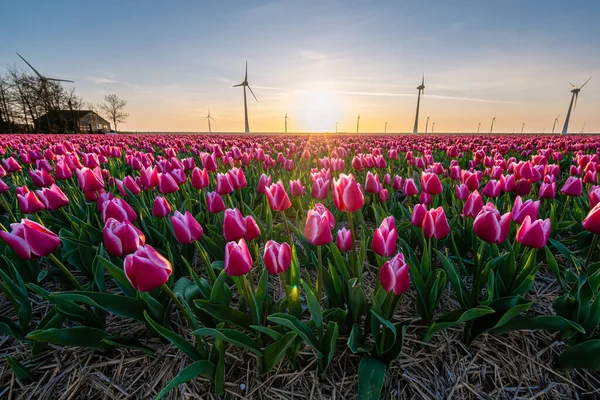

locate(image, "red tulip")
(76, 167), (104, 192)
(411, 203), (427, 227)
(152, 196), (171, 217)
(335, 227), (353, 252)
(372, 216), (398, 257)
(332, 174), (364, 212)
(140, 166), (159, 188)
(263, 240), (292, 275)
(511, 196), (540, 224)
(379, 252), (410, 295)
(421, 172), (443, 195)
(157, 172), (179, 194)
(365, 172), (381, 194)
(289, 179), (305, 197)
(103, 217), (146, 256)
(36, 184), (69, 210)
(224, 238), (253, 276)
(206, 191), (226, 213)
(473, 203), (511, 244)
(463, 190), (483, 218)
(583, 203), (600, 235)
(0, 218), (60, 260)
(516, 216), (550, 248)
(228, 167), (247, 189)
(379, 188), (389, 202)
(124, 245), (172, 292)
(171, 211), (203, 244)
(561, 176), (583, 197)
(392, 175), (403, 191)
(18, 191), (45, 213)
(101, 198), (137, 223)
(589, 186), (600, 208)
(304, 203), (334, 245)
(265, 180), (292, 211)
(422, 207), (450, 239)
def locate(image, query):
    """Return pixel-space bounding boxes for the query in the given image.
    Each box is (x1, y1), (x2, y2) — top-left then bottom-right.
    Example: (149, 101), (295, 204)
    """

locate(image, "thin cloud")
(87, 76), (118, 84)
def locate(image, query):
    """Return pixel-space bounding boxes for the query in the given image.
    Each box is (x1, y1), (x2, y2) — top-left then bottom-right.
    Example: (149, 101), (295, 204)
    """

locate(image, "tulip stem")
(0, 195), (17, 223)
(585, 235), (599, 270)
(559, 196), (570, 222)
(316, 245), (323, 305)
(161, 283), (197, 329)
(346, 211), (360, 280)
(48, 253), (81, 289)
(281, 211), (293, 246)
(194, 241), (217, 284)
(59, 207), (79, 232)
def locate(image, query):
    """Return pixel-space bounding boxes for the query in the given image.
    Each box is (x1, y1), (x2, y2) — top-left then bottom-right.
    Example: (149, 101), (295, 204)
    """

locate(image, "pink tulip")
(481, 179), (501, 198)
(103, 218), (146, 256)
(583, 203), (600, 235)
(35, 184), (69, 210)
(171, 211), (203, 244)
(462, 171), (480, 191)
(392, 175), (403, 191)
(473, 203), (511, 244)
(419, 191), (432, 205)
(257, 174), (272, 194)
(265, 180), (292, 211)
(124, 245), (172, 292)
(191, 167), (209, 190)
(216, 173), (234, 195)
(539, 182), (556, 199)
(463, 190), (483, 218)
(403, 178), (419, 196)
(411, 204), (428, 228)
(18, 191), (45, 213)
(101, 198), (137, 223)
(379, 188), (389, 202)
(224, 238), (253, 276)
(228, 168), (247, 189)
(289, 179), (305, 197)
(76, 167), (104, 192)
(332, 174), (364, 212)
(365, 172), (381, 194)
(0, 219), (60, 260)
(335, 227), (353, 252)
(422, 207), (451, 239)
(561, 176), (583, 197)
(157, 172), (179, 194)
(512, 196), (540, 224)
(152, 196), (171, 217)
(514, 179), (531, 196)
(421, 172), (443, 195)
(311, 177), (329, 199)
(379, 252), (410, 295)
(223, 208), (261, 241)
(304, 203), (334, 245)
(29, 168), (55, 187)
(372, 216), (398, 257)
(206, 191), (226, 213)
(516, 216), (551, 248)
(263, 240), (292, 275)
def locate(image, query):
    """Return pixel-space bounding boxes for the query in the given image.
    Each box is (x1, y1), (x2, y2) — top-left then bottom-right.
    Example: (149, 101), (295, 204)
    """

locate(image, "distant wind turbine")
(562, 77), (592, 135)
(581, 121), (586, 134)
(285, 112), (289, 133)
(477, 122), (481, 134)
(551, 115), (560, 134)
(425, 116), (430, 134)
(16, 53), (75, 84)
(233, 61), (258, 134)
(335, 121), (338, 133)
(412, 74), (425, 134)
(205, 108), (215, 133)
(431, 122), (435, 134)
(489, 117), (496, 134)
(356, 114), (360, 134)
(384, 121), (387, 133)
(521, 123), (525, 134)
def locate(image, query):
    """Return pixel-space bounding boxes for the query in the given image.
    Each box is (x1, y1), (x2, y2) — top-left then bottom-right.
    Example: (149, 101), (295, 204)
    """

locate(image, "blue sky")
(2, 0), (599, 132)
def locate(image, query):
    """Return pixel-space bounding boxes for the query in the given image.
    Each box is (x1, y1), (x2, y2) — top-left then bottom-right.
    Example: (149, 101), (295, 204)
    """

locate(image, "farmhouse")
(34, 110), (111, 133)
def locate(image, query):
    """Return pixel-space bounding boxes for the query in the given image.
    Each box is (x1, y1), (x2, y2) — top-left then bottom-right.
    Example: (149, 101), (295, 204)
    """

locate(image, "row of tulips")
(1, 134), (600, 398)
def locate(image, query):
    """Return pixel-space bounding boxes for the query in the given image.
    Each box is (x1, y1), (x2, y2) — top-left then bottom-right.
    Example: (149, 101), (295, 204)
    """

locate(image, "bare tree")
(98, 94), (128, 132)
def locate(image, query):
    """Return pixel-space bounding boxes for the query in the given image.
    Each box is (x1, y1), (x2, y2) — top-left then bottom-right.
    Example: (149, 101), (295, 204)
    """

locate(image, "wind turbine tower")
(489, 117), (496, 134)
(205, 109), (215, 133)
(477, 122), (481, 134)
(384, 121), (387, 133)
(431, 122), (435, 134)
(356, 114), (360, 134)
(551, 115), (560, 134)
(412, 74), (425, 134)
(521, 123), (525, 134)
(285, 112), (288, 133)
(233, 61), (258, 134)
(425, 116), (430, 134)
(562, 77), (592, 135)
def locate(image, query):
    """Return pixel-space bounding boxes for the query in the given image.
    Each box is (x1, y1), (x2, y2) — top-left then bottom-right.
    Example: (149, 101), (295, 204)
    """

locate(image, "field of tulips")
(1, 133), (600, 399)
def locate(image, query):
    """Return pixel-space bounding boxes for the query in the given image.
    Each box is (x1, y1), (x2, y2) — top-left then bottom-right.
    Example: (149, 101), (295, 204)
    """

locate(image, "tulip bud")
(257, 174), (272, 194)
(455, 183), (469, 200)
(403, 178), (419, 196)
(103, 218), (146, 256)
(223, 208), (260, 241)
(463, 190), (483, 218)
(379, 188), (389, 202)
(206, 191), (226, 213)
(304, 204), (334, 246)
(224, 238), (253, 276)
(539, 182), (556, 199)
(152, 196), (171, 217)
(191, 167), (209, 190)
(35, 184), (69, 210)
(335, 227), (353, 252)
(101, 198), (137, 223)
(263, 240), (292, 275)
(473, 203), (511, 244)
(516, 216), (551, 248)
(332, 174), (364, 212)
(311, 177), (329, 199)
(18, 191), (45, 213)
(561, 176), (583, 197)
(421, 172), (443, 195)
(379, 252), (410, 295)
(124, 245), (172, 292)
(511, 196), (540, 225)
(422, 207), (450, 239)
(171, 211), (204, 244)
(289, 179), (305, 197)
(0, 218), (60, 259)
(216, 173), (234, 195)
(411, 204), (428, 227)
(372, 216), (398, 257)
(76, 167), (104, 192)
(583, 203), (600, 235)
(365, 172), (381, 194)
(265, 180), (292, 212)
(157, 172), (180, 194)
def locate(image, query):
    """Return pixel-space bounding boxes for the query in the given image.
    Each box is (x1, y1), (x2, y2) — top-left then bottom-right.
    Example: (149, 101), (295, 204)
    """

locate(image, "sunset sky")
(2, 0), (599, 133)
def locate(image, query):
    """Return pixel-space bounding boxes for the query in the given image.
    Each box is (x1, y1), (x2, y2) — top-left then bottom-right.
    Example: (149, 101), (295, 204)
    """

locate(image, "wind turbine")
(233, 61), (258, 134)
(425, 116), (430, 134)
(431, 122), (435, 134)
(477, 122), (481, 134)
(335, 121), (338, 133)
(489, 117), (496, 134)
(284, 112), (289, 133)
(356, 114), (360, 134)
(551, 115), (560, 134)
(581, 121), (586, 134)
(384, 121), (387, 133)
(412, 74), (425, 134)
(521, 123), (525, 134)
(205, 108), (215, 133)
(562, 77), (592, 135)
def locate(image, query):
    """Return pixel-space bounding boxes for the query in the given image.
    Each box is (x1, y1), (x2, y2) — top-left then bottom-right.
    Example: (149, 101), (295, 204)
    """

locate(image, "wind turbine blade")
(580, 76), (592, 89)
(245, 61), (248, 82)
(233, 83), (244, 87)
(569, 82), (576, 88)
(16, 53), (44, 79)
(248, 85), (258, 102)
(46, 77), (75, 83)
(574, 92), (578, 110)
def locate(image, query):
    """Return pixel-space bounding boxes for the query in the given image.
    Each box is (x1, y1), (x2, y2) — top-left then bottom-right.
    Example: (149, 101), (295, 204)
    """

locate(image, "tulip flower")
(101, 198), (137, 223)
(157, 172), (179, 194)
(516, 216), (551, 248)
(473, 203), (511, 244)
(223, 208), (261, 241)
(403, 178), (419, 196)
(263, 240), (292, 275)
(365, 172), (381, 194)
(171, 211), (204, 244)
(372, 216), (398, 257)
(0, 218), (60, 260)
(35, 184), (69, 210)
(257, 174), (272, 194)
(514, 179), (531, 196)
(511, 196), (540, 224)
(103, 218), (146, 256)
(304, 204), (334, 246)
(455, 184), (469, 200)
(2, 157), (22, 172)
(379, 188), (389, 202)
(0, 179), (8, 193)
(224, 238), (253, 276)
(463, 190), (483, 218)
(206, 191), (226, 213)
(18, 191), (45, 214)
(152, 196), (171, 217)
(29, 168), (55, 187)
(379, 252), (410, 295)
(191, 167), (209, 190)
(589, 186), (600, 208)
(335, 227), (353, 252)
(289, 179), (305, 197)
(332, 174), (364, 212)
(481, 179), (501, 198)
(76, 166), (104, 192)
(392, 175), (403, 191)
(539, 182), (556, 199)
(311, 177), (329, 199)
(265, 180), (292, 211)
(124, 245), (173, 292)
(411, 203), (428, 227)
(228, 167), (247, 189)
(216, 173), (234, 195)
(561, 176), (583, 197)
(462, 171), (480, 191)
(421, 172), (443, 195)
(422, 207), (451, 239)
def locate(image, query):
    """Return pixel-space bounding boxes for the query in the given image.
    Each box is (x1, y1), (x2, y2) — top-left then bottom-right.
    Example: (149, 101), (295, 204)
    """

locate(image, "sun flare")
(293, 89), (342, 132)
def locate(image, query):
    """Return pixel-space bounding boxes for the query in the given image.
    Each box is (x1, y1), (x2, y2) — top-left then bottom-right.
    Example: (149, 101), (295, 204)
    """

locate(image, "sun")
(292, 90), (342, 132)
